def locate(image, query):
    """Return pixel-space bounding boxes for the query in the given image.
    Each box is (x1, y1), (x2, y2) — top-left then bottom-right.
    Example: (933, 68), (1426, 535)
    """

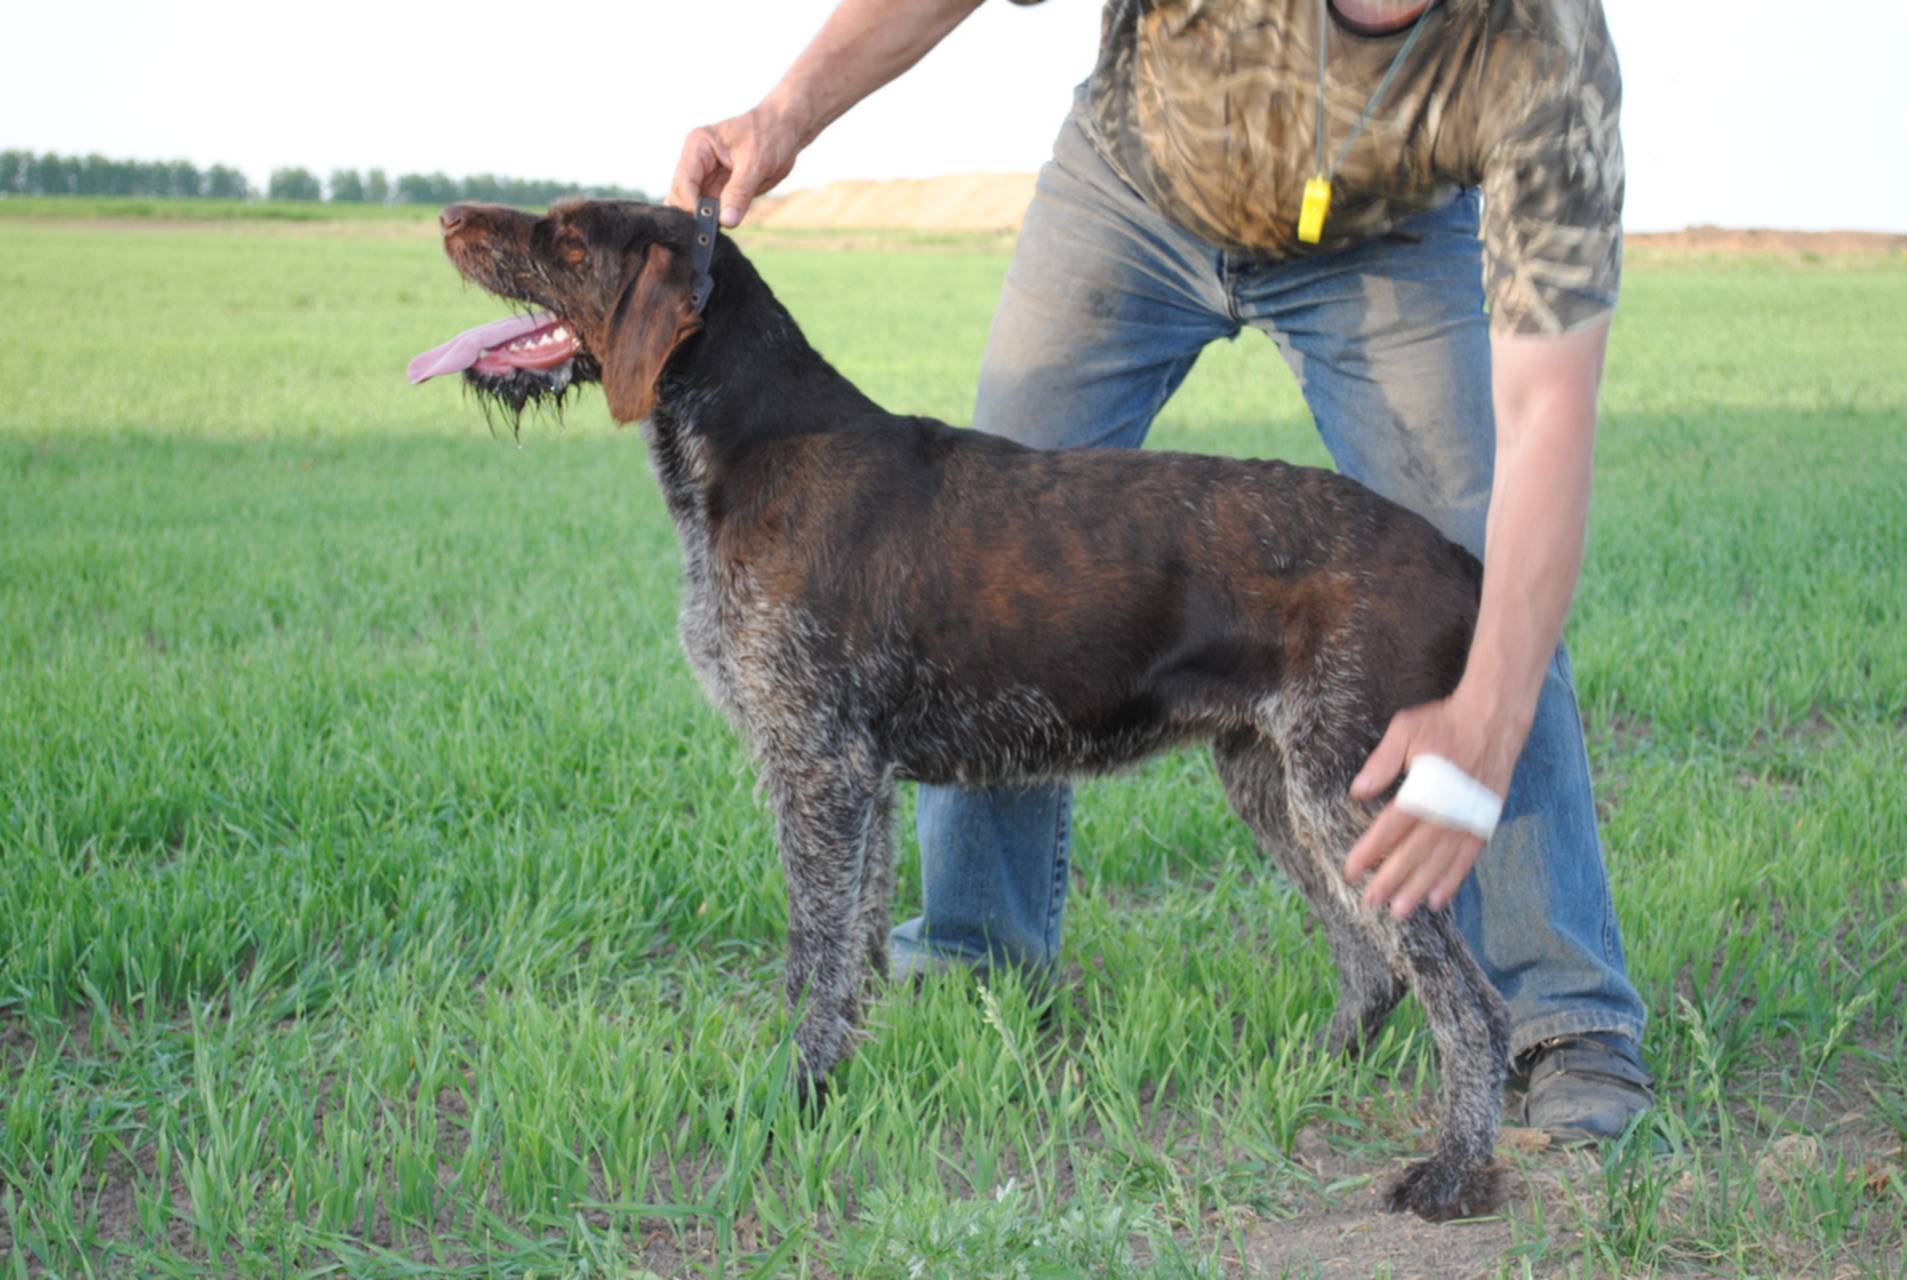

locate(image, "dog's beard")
(462, 353), (601, 436)
(411, 307), (603, 437)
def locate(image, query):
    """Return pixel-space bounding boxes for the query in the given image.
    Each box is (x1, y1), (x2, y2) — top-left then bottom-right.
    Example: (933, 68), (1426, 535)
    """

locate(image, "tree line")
(1, 151), (252, 199)
(0, 151), (648, 205)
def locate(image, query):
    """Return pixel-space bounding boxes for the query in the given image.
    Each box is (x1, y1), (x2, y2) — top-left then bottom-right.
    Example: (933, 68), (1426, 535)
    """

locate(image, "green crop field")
(2, 206), (1904, 1278)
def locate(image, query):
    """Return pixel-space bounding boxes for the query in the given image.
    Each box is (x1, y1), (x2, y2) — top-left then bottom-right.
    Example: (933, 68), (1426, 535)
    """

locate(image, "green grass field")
(0, 197), (442, 224)
(2, 205), (1904, 1277)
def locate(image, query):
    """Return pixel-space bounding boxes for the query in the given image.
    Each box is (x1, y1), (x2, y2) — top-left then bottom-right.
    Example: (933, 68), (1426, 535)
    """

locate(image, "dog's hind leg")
(1320, 924), (1408, 1060)
(1380, 905), (1511, 1220)
(763, 754), (887, 1106)
(1273, 751), (1510, 1223)
(1212, 733), (1406, 1059)
(853, 783), (897, 999)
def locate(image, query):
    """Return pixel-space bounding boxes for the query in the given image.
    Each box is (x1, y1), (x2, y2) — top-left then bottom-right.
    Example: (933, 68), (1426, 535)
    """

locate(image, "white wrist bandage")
(1395, 754), (1504, 841)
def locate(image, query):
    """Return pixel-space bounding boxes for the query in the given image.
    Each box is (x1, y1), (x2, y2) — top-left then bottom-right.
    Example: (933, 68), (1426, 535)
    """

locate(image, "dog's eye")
(555, 229), (588, 266)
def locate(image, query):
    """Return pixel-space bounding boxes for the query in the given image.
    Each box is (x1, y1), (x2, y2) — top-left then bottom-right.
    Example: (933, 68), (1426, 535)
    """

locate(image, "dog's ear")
(602, 242), (701, 424)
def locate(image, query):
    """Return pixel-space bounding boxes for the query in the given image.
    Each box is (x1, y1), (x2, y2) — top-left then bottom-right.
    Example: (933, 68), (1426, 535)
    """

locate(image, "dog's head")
(408, 198), (704, 425)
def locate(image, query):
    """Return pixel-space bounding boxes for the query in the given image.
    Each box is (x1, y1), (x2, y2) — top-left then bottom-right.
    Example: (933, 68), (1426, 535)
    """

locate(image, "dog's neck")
(651, 243), (882, 456)
(638, 240), (883, 547)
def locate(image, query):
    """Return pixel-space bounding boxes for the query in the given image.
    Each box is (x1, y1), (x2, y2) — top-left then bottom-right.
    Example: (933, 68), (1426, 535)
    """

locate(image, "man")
(670, 0), (1652, 1140)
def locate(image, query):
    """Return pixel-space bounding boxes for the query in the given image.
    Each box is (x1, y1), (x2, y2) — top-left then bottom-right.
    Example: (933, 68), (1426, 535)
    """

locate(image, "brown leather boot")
(1517, 1032), (1654, 1144)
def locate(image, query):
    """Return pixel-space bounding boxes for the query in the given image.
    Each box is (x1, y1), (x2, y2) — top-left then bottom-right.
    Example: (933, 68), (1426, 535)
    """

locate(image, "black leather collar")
(689, 197), (718, 314)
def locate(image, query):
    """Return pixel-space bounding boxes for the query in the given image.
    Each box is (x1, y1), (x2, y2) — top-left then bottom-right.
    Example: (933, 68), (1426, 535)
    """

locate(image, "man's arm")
(1344, 317), (1611, 919)
(670, 0), (986, 226)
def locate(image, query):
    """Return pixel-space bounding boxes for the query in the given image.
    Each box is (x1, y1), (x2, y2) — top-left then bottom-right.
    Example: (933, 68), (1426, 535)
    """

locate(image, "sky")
(3, 0), (1903, 233)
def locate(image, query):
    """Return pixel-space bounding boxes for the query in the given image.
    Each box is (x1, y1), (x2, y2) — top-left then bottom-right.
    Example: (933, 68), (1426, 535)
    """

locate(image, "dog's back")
(703, 415), (1481, 789)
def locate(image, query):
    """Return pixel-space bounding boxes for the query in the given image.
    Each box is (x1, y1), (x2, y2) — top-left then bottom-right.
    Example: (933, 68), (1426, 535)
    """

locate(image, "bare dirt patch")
(1231, 1124), (1598, 1279)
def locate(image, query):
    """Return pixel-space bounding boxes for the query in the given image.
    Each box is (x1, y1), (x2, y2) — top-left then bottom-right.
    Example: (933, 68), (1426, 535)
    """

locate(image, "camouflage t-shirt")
(1082, 0), (1624, 334)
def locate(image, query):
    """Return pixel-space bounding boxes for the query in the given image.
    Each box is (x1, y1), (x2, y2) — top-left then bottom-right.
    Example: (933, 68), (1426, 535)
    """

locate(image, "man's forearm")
(1344, 319), (1611, 915)
(763, 0), (987, 144)
(1460, 321), (1611, 756)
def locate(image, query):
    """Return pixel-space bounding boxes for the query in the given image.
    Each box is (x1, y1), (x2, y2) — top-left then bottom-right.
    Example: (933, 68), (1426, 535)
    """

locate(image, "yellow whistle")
(1298, 176), (1332, 244)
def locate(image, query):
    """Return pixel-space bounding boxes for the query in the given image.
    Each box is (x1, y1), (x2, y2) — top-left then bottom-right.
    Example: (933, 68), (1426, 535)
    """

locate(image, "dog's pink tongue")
(407, 312), (557, 384)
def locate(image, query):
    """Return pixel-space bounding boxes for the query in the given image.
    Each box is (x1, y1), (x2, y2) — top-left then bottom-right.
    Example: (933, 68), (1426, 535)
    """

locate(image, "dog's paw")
(1317, 1021), (1371, 1063)
(793, 1070), (831, 1116)
(1384, 1157), (1505, 1222)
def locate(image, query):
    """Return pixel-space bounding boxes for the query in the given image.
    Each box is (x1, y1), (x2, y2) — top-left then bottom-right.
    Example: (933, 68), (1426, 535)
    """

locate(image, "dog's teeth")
(551, 326), (568, 341)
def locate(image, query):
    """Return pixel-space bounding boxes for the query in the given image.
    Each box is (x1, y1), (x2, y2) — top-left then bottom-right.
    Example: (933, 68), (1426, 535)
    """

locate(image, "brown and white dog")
(413, 198), (1510, 1221)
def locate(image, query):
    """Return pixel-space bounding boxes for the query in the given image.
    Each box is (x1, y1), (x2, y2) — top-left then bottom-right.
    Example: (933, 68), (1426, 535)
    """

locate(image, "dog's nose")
(439, 204), (472, 235)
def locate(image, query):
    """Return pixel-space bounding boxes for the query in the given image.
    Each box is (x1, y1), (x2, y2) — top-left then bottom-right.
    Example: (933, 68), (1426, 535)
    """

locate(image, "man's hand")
(665, 0), (984, 228)
(1345, 688), (1525, 919)
(669, 105), (803, 228)
(1346, 317), (1612, 921)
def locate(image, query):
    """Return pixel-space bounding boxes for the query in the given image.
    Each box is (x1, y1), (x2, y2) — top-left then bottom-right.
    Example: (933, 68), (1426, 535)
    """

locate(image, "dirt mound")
(747, 174), (1038, 232)
(1627, 225), (1907, 256)
(750, 176), (1902, 256)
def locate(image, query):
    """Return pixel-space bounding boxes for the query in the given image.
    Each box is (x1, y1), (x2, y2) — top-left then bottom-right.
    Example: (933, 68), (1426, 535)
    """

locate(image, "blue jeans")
(891, 104), (1646, 1057)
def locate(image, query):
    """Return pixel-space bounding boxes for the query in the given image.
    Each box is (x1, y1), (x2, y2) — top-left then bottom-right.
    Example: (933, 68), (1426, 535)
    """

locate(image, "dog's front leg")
(764, 757), (885, 1107)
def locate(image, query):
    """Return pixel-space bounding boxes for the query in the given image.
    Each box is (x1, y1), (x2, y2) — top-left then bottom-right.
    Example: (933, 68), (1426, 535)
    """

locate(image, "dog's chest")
(667, 517), (780, 729)
(642, 419), (746, 723)
(673, 566), (733, 708)
(666, 525), (793, 731)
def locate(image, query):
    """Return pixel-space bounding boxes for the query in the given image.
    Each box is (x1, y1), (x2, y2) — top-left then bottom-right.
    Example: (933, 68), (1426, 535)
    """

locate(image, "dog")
(413, 198), (1511, 1221)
